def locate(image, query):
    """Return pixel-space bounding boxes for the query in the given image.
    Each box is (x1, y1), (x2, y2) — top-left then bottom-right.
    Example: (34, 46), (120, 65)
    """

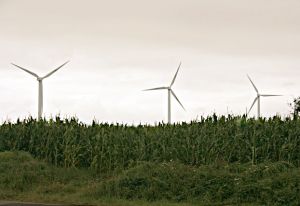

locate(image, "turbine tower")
(247, 74), (281, 118)
(144, 62), (185, 124)
(11, 61), (70, 120)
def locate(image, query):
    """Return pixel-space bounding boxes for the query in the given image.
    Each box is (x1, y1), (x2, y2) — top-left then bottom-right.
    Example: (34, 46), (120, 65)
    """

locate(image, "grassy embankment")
(0, 151), (299, 205)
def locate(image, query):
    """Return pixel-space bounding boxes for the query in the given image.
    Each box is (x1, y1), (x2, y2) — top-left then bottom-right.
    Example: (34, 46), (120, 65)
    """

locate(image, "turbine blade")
(247, 74), (259, 93)
(261, 94), (282, 97)
(170, 62), (181, 87)
(171, 89), (185, 111)
(42, 61), (69, 79)
(247, 97), (258, 115)
(11, 63), (39, 78)
(143, 86), (168, 91)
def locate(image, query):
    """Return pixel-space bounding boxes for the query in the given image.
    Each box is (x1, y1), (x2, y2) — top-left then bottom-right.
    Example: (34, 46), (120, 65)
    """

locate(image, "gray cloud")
(0, 0), (299, 123)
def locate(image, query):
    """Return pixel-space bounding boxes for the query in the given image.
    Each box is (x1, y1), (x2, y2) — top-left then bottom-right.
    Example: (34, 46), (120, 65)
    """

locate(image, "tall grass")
(0, 115), (299, 172)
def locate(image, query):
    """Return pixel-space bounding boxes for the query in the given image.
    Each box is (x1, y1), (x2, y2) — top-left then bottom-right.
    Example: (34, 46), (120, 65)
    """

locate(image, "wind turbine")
(11, 61), (70, 120)
(247, 74), (282, 118)
(144, 62), (185, 124)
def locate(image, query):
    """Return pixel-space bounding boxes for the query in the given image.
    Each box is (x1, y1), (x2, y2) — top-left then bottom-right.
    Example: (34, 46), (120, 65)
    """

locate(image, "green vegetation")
(0, 116), (300, 205)
(289, 96), (300, 119)
(0, 151), (190, 206)
(0, 151), (299, 205)
(1, 115), (300, 171)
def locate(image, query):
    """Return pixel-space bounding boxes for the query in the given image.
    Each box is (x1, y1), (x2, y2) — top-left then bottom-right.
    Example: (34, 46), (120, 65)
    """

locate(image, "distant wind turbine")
(144, 62), (185, 124)
(11, 61), (70, 119)
(247, 74), (282, 118)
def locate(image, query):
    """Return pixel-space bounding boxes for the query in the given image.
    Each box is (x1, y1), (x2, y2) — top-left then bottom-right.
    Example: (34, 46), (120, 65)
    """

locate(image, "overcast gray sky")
(0, 0), (300, 123)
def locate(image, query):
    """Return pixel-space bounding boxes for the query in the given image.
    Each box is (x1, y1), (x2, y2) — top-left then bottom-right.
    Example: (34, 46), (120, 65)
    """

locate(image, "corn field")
(0, 115), (299, 172)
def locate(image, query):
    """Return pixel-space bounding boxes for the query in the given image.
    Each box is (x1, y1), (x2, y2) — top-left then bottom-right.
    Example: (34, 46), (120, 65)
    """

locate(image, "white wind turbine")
(247, 74), (282, 118)
(11, 61), (70, 120)
(144, 62), (185, 124)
